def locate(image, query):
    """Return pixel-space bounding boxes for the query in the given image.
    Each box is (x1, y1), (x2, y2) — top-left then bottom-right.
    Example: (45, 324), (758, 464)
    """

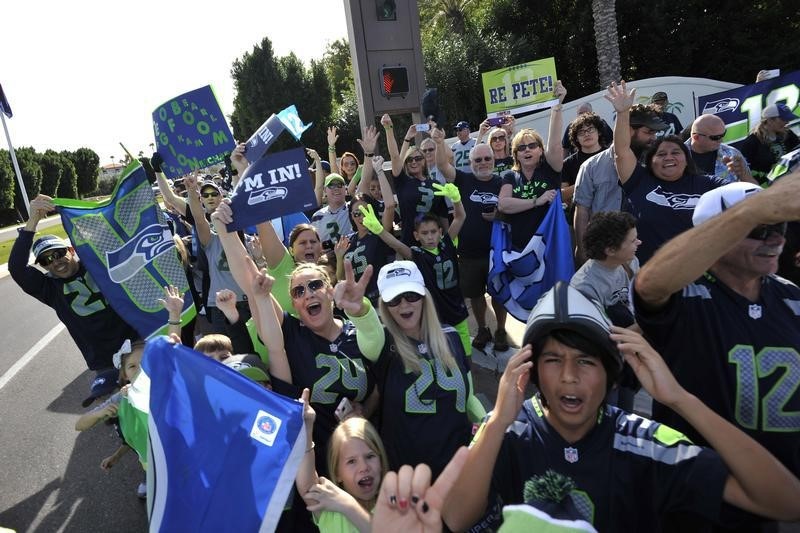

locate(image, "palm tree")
(429, 0), (475, 35)
(591, 0), (621, 88)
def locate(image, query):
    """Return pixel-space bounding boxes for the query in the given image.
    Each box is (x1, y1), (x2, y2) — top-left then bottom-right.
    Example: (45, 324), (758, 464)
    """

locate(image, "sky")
(1, 1), (349, 167)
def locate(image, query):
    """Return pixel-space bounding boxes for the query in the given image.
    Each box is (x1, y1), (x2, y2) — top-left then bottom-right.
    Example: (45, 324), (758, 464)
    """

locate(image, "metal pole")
(0, 111), (29, 219)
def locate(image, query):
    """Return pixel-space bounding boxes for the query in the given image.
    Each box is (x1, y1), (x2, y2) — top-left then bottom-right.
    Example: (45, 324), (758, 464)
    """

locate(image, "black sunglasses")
(516, 142), (540, 152)
(421, 148), (435, 153)
(472, 156), (493, 163)
(39, 248), (68, 266)
(694, 132), (725, 141)
(490, 135), (506, 142)
(386, 291), (424, 307)
(747, 223), (787, 241)
(290, 279), (326, 299)
(406, 155), (425, 163)
(201, 191), (220, 198)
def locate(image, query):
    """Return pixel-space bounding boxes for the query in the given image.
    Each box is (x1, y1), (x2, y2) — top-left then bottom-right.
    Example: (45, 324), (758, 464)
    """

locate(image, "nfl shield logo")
(564, 447), (579, 463)
(748, 304), (762, 319)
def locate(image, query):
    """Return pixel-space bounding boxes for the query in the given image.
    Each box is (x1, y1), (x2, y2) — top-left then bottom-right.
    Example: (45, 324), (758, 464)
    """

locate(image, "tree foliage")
(57, 151), (78, 199)
(39, 150), (63, 197)
(70, 147), (100, 196)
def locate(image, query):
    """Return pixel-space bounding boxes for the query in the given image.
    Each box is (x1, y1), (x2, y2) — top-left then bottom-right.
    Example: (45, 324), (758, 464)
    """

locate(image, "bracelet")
(328, 146), (336, 151)
(305, 441), (315, 453)
(404, 137), (414, 143)
(385, 125), (393, 129)
(167, 320), (181, 325)
(364, 152), (374, 157)
(552, 104), (563, 112)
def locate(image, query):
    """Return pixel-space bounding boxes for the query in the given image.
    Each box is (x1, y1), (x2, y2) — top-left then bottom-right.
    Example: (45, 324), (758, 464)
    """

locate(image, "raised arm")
(183, 175), (211, 247)
(326, 126), (340, 175)
(606, 81), (638, 184)
(355, 125), (380, 194)
(475, 119), (491, 144)
(150, 153), (187, 216)
(306, 148), (325, 207)
(433, 183), (465, 239)
(251, 270), (290, 382)
(373, 155), (397, 232)
(229, 143), (250, 183)
(295, 388), (321, 497)
(635, 173), (800, 309)
(611, 327), (800, 521)
(359, 204), (411, 259)
(157, 285), (185, 337)
(432, 127), (456, 182)
(381, 114), (404, 178)
(545, 81), (566, 171)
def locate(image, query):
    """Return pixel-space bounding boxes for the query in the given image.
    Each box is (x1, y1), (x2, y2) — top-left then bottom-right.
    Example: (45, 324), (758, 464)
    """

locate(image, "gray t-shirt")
(570, 258), (638, 325)
(204, 233), (246, 304)
(573, 147), (622, 214)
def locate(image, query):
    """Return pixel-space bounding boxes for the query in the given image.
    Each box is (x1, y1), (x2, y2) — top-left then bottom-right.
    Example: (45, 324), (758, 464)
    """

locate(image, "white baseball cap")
(377, 260), (426, 303)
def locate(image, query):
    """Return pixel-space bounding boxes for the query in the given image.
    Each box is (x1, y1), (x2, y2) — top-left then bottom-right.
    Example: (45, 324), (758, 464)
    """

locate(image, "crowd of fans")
(9, 72), (800, 532)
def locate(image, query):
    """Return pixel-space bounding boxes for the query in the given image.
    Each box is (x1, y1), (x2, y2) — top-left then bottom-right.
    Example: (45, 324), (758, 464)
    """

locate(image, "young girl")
(296, 388), (389, 533)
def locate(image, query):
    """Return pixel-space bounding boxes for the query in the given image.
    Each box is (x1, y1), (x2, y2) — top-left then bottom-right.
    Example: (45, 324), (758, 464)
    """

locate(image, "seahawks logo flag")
(53, 162), (195, 339)
(142, 337), (306, 533)
(488, 192), (574, 321)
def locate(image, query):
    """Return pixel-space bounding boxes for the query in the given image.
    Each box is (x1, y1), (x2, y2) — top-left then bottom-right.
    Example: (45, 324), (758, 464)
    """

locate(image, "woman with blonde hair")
(739, 102), (799, 182)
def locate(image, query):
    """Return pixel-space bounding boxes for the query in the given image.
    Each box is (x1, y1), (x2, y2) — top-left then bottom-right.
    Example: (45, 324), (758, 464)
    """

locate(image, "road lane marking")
(0, 323), (66, 391)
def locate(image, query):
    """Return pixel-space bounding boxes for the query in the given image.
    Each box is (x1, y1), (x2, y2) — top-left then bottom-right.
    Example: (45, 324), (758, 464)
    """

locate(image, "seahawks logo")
(645, 186), (701, 210)
(701, 98), (739, 115)
(248, 187), (288, 205)
(106, 224), (175, 283)
(469, 191), (498, 204)
(386, 267), (411, 279)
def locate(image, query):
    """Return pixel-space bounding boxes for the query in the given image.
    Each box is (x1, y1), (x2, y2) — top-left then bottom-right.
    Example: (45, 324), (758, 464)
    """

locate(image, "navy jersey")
(501, 163), (561, 251)
(453, 170), (502, 258)
(9, 229), (138, 370)
(493, 156), (514, 175)
(635, 273), (800, 477)
(476, 396), (732, 531)
(343, 231), (392, 300)
(374, 328), (472, 478)
(272, 313), (375, 476)
(394, 171), (448, 246)
(411, 234), (469, 326)
(622, 166), (725, 264)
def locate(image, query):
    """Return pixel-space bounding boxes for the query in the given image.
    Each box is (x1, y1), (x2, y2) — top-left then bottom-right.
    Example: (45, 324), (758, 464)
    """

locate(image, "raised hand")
(430, 126), (445, 144)
(327, 126), (339, 147)
(357, 125), (380, 154)
(183, 174), (199, 192)
(215, 288), (239, 313)
(334, 234), (351, 259)
(250, 270), (275, 298)
(358, 204), (384, 235)
(151, 152), (165, 173)
(604, 80), (636, 113)
(157, 285), (184, 315)
(371, 447), (469, 533)
(381, 113), (393, 129)
(432, 182), (461, 203)
(230, 143), (249, 175)
(210, 200), (234, 226)
(492, 345), (533, 427)
(554, 79), (567, 103)
(306, 147), (321, 162)
(372, 154), (386, 173)
(333, 260), (372, 316)
(29, 194), (55, 220)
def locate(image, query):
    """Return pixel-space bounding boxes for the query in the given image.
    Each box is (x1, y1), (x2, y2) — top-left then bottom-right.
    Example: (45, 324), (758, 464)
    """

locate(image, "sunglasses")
(490, 135), (506, 142)
(516, 142), (540, 152)
(694, 132), (725, 141)
(747, 223), (787, 241)
(472, 156), (493, 163)
(406, 156), (425, 163)
(421, 148), (435, 154)
(386, 291), (424, 307)
(290, 279), (326, 299)
(326, 182), (344, 189)
(39, 248), (68, 266)
(352, 210), (365, 218)
(201, 191), (220, 198)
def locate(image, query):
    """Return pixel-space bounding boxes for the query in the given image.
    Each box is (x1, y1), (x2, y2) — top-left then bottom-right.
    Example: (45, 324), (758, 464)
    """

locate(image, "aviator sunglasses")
(290, 279), (326, 299)
(386, 291), (424, 307)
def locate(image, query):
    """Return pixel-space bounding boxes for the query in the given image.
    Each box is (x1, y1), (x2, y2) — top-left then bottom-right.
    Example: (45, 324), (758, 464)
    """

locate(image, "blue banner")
(245, 105), (312, 162)
(697, 70), (800, 147)
(143, 337), (305, 533)
(488, 194), (575, 322)
(53, 163), (195, 339)
(226, 147), (318, 232)
(0, 82), (12, 118)
(152, 85), (236, 179)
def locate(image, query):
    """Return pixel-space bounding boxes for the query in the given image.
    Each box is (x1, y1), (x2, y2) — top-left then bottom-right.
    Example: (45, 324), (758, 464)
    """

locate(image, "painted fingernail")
(411, 495), (419, 505)
(389, 495), (397, 506)
(398, 498), (408, 510)
(421, 501), (429, 513)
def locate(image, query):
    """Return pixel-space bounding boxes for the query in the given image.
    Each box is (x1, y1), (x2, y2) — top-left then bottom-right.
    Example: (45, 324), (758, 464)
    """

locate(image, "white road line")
(0, 323), (66, 391)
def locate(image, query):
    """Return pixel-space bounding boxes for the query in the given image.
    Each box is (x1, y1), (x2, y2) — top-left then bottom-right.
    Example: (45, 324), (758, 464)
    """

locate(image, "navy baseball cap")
(32, 235), (70, 264)
(82, 368), (120, 407)
(455, 121), (470, 131)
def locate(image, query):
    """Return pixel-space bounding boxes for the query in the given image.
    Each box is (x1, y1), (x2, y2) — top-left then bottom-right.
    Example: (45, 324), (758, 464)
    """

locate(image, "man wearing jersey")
(10, 195), (138, 397)
(311, 174), (352, 251)
(451, 121), (477, 173)
(634, 179), (800, 483)
(444, 283), (800, 531)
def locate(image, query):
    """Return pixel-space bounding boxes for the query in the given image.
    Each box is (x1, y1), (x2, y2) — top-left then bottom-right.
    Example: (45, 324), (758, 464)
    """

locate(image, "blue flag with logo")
(53, 163), (195, 339)
(0, 82), (12, 118)
(488, 193), (574, 322)
(226, 147), (318, 232)
(245, 105), (312, 162)
(143, 337), (305, 533)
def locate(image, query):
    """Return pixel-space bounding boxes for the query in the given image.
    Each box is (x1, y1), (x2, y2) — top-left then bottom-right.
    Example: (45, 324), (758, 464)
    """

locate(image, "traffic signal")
(376, 0), (396, 21)
(380, 66), (409, 98)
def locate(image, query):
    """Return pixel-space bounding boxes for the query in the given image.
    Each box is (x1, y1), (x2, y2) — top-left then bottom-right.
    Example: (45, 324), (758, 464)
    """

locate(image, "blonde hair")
(290, 262), (333, 287)
(379, 293), (458, 374)
(751, 118), (782, 144)
(327, 417), (388, 508)
(511, 128), (545, 171)
(487, 126), (510, 157)
(402, 146), (429, 178)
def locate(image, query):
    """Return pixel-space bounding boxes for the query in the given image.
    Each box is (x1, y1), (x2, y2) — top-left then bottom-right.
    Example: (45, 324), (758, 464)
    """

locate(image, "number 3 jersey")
(373, 327), (473, 478)
(635, 272), (800, 476)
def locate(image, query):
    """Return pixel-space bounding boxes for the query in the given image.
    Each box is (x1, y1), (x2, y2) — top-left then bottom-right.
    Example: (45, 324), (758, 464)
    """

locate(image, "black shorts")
(458, 255), (490, 298)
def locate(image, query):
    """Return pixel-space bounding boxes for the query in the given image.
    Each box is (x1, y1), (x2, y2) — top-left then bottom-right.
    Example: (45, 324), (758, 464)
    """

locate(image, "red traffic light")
(380, 66), (409, 97)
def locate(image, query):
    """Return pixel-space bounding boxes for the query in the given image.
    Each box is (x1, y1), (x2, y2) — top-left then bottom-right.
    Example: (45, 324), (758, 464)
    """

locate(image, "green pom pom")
(523, 470), (576, 504)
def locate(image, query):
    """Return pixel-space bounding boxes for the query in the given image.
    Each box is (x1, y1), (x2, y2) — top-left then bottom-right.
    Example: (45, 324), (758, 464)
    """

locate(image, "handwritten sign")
(481, 58), (559, 115)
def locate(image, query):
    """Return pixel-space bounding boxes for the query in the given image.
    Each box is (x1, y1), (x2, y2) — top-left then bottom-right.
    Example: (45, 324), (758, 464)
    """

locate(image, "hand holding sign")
(555, 80), (567, 103)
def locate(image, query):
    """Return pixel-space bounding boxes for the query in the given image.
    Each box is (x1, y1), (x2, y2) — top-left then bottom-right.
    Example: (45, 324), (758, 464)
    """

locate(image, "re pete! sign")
(152, 85), (235, 179)
(482, 58), (559, 116)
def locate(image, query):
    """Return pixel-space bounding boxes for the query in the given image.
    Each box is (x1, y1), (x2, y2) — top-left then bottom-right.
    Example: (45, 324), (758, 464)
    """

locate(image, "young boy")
(443, 283), (800, 531)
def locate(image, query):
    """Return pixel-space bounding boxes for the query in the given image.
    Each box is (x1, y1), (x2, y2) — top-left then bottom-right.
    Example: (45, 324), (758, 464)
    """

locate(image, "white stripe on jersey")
(613, 432), (703, 465)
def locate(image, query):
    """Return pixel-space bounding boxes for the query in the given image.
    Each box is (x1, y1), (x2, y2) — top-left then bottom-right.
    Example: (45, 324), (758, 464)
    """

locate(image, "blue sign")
(697, 70), (800, 147)
(152, 85), (236, 179)
(226, 147), (317, 232)
(245, 105), (312, 162)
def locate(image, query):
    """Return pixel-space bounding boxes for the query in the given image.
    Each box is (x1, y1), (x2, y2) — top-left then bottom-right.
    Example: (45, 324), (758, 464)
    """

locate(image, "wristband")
(404, 137), (414, 143)
(305, 441), (315, 453)
(168, 320), (181, 325)
(328, 146), (336, 151)
(385, 125), (393, 129)
(364, 152), (374, 157)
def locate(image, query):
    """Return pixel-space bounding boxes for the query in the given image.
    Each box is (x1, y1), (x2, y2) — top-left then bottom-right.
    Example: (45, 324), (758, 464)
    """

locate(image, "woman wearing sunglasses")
(497, 81), (567, 252)
(364, 261), (481, 479)
(381, 114), (449, 246)
(608, 81), (728, 264)
(327, 126), (364, 197)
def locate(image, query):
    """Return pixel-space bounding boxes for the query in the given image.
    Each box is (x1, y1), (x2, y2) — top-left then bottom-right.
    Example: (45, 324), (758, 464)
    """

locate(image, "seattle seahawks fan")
(10, 194), (137, 404)
(443, 282), (800, 531)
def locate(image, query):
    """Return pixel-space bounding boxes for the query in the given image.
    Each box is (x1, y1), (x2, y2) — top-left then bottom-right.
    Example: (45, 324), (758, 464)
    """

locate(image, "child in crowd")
(296, 389), (389, 533)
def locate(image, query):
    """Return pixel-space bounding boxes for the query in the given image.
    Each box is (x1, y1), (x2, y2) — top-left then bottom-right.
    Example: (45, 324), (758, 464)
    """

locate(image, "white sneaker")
(137, 482), (147, 499)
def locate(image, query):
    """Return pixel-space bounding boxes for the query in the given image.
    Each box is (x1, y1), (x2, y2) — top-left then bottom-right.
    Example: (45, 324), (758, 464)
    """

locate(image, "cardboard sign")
(481, 58), (559, 115)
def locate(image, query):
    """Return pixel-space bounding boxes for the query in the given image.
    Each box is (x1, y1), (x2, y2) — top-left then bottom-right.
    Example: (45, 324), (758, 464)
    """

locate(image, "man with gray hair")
(686, 114), (755, 184)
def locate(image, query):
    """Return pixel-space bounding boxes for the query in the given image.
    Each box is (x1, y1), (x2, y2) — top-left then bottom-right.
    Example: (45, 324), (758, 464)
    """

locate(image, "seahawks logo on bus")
(106, 223), (175, 283)
(248, 186), (288, 205)
(701, 98), (739, 115)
